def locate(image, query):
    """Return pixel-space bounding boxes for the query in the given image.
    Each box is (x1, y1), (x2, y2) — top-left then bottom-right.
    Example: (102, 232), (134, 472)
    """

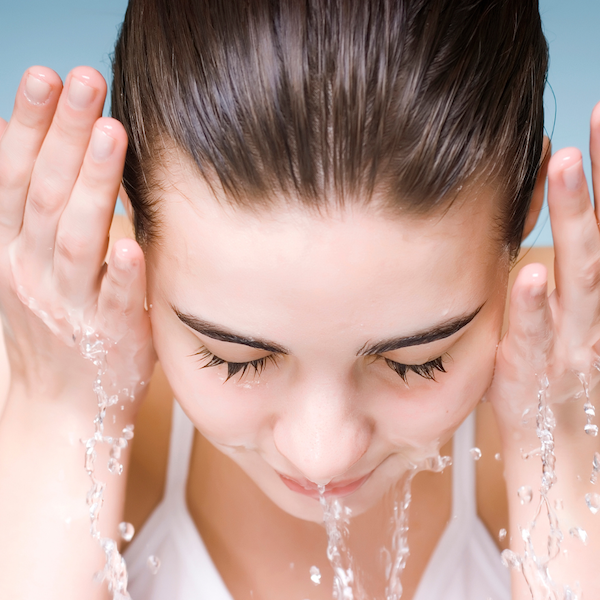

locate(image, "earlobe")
(522, 135), (551, 241)
(118, 184), (134, 223)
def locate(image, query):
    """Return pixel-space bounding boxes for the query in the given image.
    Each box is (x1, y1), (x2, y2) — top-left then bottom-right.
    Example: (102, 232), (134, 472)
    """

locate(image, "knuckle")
(576, 258), (600, 291)
(0, 156), (30, 191)
(55, 227), (89, 263)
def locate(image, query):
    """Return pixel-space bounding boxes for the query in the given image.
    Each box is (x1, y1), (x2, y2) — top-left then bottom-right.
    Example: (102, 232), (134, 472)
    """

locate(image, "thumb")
(502, 262), (553, 376)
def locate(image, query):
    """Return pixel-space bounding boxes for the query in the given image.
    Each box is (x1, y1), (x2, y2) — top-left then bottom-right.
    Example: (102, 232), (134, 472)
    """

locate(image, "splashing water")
(309, 565), (322, 585)
(317, 453), (451, 600)
(579, 374), (598, 438)
(501, 371), (600, 599)
(591, 452), (600, 485)
(119, 522), (135, 542)
(80, 327), (135, 599)
(469, 447), (482, 461)
(147, 555), (161, 575)
(500, 376), (571, 599)
(318, 486), (357, 600)
(384, 475), (416, 600)
(518, 486), (533, 505)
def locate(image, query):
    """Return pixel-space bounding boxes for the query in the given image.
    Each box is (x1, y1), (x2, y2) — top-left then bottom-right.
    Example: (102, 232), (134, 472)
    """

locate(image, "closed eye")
(193, 346), (278, 382)
(382, 355), (446, 383)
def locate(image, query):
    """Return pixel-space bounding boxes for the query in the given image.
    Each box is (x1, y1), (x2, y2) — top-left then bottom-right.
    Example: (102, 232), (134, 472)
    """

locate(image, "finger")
(97, 239), (149, 344)
(18, 66), (106, 265)
(0, 67), (62, 244)
(590, 101), (600, 223)
(547, 148), (600, 338)
(504, 263), (553, 374)
(53, 118), (127, 304)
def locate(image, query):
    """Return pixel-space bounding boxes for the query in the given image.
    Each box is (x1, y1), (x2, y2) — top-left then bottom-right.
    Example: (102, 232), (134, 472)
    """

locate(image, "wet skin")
(144, 158), (511, 523)
(4, 63), (600, 600)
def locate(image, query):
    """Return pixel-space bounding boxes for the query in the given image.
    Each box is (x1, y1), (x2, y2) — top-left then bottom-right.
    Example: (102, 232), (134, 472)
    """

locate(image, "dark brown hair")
(111, 0), (548, 256)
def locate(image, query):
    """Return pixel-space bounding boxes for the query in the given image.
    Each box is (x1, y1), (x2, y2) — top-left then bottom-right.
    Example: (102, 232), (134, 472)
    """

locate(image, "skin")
(145, 160), (508, 524)
(0, 65), (599, 600)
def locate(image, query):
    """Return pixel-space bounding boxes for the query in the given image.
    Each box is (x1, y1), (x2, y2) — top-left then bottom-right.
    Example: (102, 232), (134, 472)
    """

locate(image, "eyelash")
(195, 346), (446, 384)
(381, 355), (446, 384)
(194, 347), (279, 381)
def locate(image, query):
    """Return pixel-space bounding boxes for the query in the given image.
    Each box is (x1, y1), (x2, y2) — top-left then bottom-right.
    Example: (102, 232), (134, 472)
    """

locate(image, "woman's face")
(144, 164), (510, 523)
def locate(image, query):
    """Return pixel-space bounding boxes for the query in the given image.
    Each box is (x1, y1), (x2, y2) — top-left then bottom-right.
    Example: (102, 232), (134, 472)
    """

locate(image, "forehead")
(146, 168), (505, 341)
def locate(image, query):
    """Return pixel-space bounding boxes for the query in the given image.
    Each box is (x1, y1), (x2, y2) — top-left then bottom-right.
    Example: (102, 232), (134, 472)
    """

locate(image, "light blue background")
(1, 0), (598, 246)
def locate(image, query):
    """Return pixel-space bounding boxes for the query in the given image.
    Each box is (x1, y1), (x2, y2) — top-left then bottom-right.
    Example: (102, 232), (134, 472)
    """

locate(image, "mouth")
(278, 471), (372, 500)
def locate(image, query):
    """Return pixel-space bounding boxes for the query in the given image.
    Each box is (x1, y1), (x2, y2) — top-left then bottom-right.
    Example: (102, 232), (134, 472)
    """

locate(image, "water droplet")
(93, 570), (105, 585)
(501, 549), (521, 569)
(122, 425), (135, 440)
(498, 528), (507, 541)
(594, 452), (600, 471)
(585, 493), (600, 515)
(423, 454), (452, 472)
(517, 486), (533, 505)
(555, 498), (564, 510)
(110, 446), (121, 460)
(569, 527), (588, 545)
(494, 453), (502, 462)
(107, 459), (120, 474)
(289, 562), (295, 570)
(469, 447), (482, 461)
(584, 401), (596, 417)
(585, 424), (599, 437)
(147, 555), (161, 574)
(309, 565), (321, 585)
(118, 522), (135, 542)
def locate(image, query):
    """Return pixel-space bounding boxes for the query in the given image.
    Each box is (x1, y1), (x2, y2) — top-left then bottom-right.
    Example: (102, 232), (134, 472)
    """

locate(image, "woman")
(1, 0), (599, 598)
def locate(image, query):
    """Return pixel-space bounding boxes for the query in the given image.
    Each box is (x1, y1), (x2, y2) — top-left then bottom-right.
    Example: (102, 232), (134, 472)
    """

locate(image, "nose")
(272, 379), (371, 485)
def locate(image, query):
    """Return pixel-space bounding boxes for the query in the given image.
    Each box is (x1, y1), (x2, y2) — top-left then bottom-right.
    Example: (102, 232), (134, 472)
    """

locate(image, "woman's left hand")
(487, 102), (600, 598)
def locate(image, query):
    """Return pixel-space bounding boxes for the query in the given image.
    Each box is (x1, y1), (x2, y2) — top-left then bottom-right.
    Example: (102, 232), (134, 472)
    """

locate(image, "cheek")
(149, 310), (268, 445)
(378, 324), (500, 447)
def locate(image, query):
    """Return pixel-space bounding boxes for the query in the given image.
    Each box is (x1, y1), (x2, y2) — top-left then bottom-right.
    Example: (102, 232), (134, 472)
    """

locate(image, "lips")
(279, 471), (372, 500)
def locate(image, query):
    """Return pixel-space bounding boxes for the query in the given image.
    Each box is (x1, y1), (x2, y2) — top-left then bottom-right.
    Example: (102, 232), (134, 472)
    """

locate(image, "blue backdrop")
(1, 0), (599, 246)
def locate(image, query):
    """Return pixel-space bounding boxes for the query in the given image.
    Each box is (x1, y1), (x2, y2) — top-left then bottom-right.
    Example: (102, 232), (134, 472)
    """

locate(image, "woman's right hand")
(0, 67), (156, 599)
(0, 65), (155, 418)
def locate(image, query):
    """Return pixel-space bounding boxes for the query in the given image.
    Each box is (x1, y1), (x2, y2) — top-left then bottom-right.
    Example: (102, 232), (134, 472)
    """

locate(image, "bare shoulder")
(476, 246), (555, 550)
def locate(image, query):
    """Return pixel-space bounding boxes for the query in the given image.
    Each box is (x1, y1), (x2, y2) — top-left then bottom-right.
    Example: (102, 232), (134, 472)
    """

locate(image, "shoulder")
(475, 245), (554, 550)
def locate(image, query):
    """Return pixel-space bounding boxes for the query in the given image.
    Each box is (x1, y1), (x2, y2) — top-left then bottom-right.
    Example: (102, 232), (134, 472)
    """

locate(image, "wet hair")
(111, 0), (548, 257)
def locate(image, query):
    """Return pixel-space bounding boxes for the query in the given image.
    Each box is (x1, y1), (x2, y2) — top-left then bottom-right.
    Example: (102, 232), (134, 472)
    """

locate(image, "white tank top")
(124, 400), (511, 599)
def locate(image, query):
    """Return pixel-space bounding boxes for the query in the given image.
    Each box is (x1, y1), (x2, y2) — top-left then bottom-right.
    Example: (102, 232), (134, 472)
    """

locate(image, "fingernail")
(114, 246), (138, 271)
(563, 159), (583, 191)
(529, 272), (546, 297)
(91, 127), (116, 162)
(67, 77), (96, 110)
(24, 74), (51, 105)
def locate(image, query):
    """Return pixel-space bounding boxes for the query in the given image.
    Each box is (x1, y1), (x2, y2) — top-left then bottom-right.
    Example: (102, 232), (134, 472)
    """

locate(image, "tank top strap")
(450, 410), (477, 521)
(162, 399), (196, 504)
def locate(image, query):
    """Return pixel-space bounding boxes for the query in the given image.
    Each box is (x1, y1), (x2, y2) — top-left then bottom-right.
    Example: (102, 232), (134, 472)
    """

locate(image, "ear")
(522, 135), (551, 241)
(118, 184), (134, 223)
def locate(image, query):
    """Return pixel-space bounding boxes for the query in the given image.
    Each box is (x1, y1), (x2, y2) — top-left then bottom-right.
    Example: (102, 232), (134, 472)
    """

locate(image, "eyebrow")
(174, 304), (483, 357)
(357, 305), (483, 356)
(173, 308), (290, 354)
